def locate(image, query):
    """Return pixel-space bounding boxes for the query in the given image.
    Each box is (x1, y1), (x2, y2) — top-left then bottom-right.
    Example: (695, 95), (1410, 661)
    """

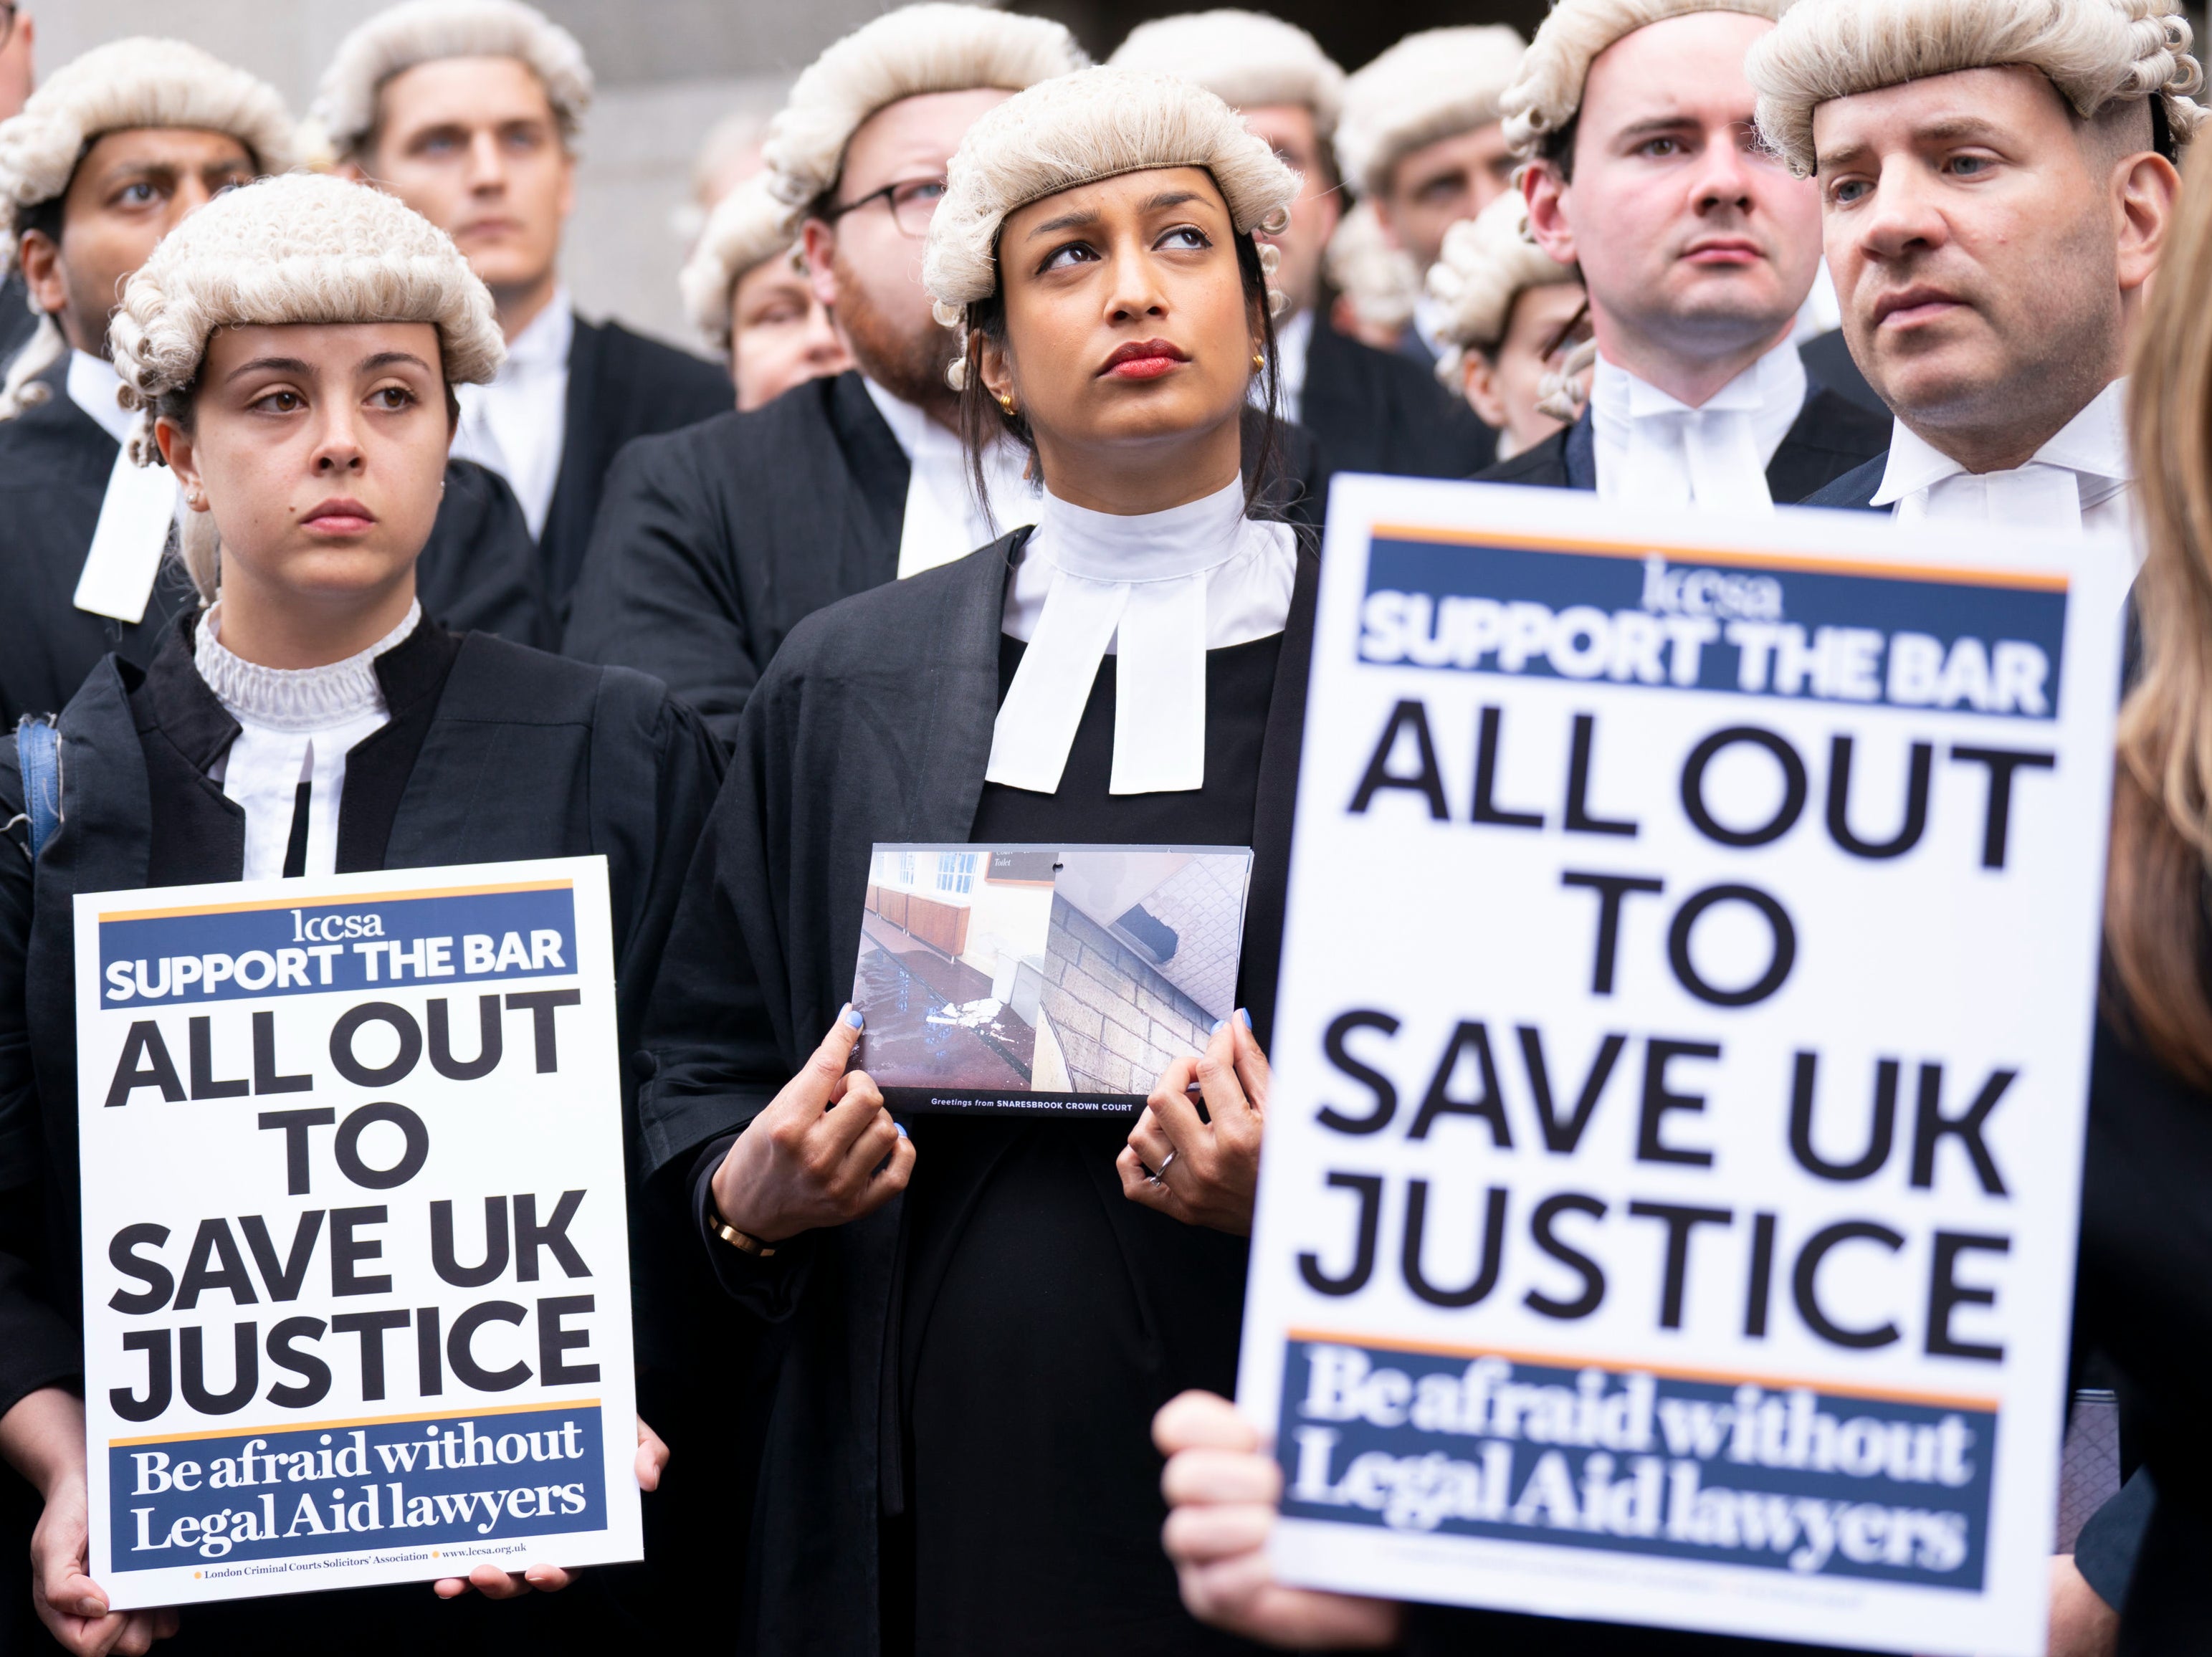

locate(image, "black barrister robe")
(537, 315), (733, 616)
(1474, 366), (1890, 504)
(632, 530), (1315, 1654)
(1299, 312), (1496, 480)
(0, 363), (551, 724)
(0, 274), (34, 367)
(0, 616), (729, 1656)
(561, 371), (1327, 746)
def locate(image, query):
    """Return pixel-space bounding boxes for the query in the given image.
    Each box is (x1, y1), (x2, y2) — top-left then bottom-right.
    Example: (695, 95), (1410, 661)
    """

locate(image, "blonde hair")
(1748, 0), (2203, 176)
(923, 65), (1299, 351)
(764, 4), (1087, 213)
(1336, 26), (1527, 201)
(1502, 0), (1789, 162)
(1107, 11), (1345, 139)
(0, 37), (297, 420)
(2109, 147), (2212, 1084)
(108, 173), (504, 602)
(311, 0), (594, 162)
(680, 173), (802, 349)
(1426, 194), (1580, 387)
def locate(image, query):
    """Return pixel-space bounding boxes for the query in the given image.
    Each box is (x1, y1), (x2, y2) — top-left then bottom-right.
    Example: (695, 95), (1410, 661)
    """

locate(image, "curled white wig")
(1326, 199), (1421, 334)
(1335, 26), (1527, 201)
(1501, 0), (1789, 162)
(922, 66), (1300, 387)
(0, 38), (297, 417)
(764, 4), (1088, 212)
(310, 0), (594, 162)
(1749, 0), (2203, 175)
(108, 173), (502, 601)
(680, 173), (803, 348)
(1107, 11), (1345, 139)
(1427, 193), (1581, 393)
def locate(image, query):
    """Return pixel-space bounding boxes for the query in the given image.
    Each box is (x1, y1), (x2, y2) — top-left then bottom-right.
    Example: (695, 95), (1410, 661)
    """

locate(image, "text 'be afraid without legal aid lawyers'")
(1240, 476), (2126, 1656)
(73, 857), (642, 1608)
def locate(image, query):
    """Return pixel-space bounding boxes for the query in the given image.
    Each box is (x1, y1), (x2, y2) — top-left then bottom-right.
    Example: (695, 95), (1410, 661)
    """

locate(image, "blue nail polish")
(1238, 1008), (1253, 1030)
(1211, 1018), (1228, 1034)
(844, 1004), (864, 1029)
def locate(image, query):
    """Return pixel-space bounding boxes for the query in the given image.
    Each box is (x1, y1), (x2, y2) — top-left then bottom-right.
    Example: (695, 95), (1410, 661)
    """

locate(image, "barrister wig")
(1325, 199), (1421, 334)
(1106, 11), (1346, 140)
(1428, 194), (1579, 378)
(108, 173), (503, 599)
(1748, 0), (2203, 176)
(924, 67), (1300, 327)
(763, 4), (1089, 214)
(310, 0), (594, 163)
(1500, 0), (1789, 162)
(1335, 26), (1527, 201)
(0, 38), (297, 418)
(680, 173), (804, 348)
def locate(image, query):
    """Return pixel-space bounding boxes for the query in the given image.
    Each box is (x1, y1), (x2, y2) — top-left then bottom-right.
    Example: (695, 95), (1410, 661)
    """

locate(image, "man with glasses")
(561, 4), (1090, 743)
(317, 0), (729, 613)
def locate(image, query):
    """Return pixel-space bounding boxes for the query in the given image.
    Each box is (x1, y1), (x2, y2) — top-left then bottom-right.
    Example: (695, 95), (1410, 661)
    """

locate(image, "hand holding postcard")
(852, 844), (1253, 1114)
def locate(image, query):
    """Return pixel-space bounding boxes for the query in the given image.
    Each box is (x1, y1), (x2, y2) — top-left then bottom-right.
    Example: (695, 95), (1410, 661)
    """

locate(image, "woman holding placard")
(0, 173), (719, 1653)
(639, 67), (1313, 1653)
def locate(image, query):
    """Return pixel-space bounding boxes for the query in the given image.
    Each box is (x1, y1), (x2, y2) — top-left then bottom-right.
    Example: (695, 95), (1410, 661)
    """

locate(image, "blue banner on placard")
(108, 1405), (605, 1572)
(1274, 1340), (1993, 1592)
(96, 885), (577, 1008)
(1358, 536), (2067, 721)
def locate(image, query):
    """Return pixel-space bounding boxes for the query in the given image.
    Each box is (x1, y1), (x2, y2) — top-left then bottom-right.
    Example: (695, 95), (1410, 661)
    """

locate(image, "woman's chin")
(247, 543), (419, 604)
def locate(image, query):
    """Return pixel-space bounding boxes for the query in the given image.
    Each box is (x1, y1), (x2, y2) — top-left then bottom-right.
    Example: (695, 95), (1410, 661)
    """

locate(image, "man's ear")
(1521, 162), (1577, 268)
(16, 229), (65, 323)
(2115, 150), (2180, 300)
(1461, 350), (1510, 431)
(801, 218), (840, 311)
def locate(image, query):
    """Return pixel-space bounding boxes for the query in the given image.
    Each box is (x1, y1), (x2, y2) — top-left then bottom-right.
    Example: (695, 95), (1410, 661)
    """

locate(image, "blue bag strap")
(14, 715), (59, 861)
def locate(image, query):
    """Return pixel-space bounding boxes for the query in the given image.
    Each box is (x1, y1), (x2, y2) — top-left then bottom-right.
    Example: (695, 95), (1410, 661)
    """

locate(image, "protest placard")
(75, 858), (641, 1608)
(1238, 478), (2127, 1655)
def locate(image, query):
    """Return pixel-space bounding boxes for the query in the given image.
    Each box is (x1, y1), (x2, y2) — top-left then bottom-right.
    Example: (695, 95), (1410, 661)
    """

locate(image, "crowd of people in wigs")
(0, 0), (2204, 1651)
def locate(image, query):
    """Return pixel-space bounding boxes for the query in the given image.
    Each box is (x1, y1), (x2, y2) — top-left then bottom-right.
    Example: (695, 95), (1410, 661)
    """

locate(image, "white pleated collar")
(987, 478), (1295, 798)
(196, 599), (420, 732)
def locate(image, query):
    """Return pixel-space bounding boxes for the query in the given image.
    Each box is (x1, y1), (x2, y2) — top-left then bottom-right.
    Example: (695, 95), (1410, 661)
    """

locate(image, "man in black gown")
(316, 0), (730, 616)
(1108, 11), (1497, 479)
(1475, 0), (1888, 503)
(0, 37), (545, 726)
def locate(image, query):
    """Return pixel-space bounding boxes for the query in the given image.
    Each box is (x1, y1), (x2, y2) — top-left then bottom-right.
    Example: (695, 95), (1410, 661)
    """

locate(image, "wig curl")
(1335, 26), (1526, 201)
(680, 173), (803, 348)
(1427, 193), (1580, 390)
(1325, 199), (1421, 334)
(1501, 0), (1788, 161)
(1107, 11), (1345, 139)
(1748, 0), (2203, 175)
(311, 0), (593, 162)
(764, 4), (1087, 214)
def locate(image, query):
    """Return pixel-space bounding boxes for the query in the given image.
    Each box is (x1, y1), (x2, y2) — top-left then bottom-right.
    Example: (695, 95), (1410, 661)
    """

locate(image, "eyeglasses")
(824, 176), (948, 239)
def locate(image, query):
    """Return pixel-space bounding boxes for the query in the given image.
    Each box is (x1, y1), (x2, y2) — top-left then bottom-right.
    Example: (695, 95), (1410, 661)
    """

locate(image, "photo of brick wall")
(851, 844), (1253, 1104)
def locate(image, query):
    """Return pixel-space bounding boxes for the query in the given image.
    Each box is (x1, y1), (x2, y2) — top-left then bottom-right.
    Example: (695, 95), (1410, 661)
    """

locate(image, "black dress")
(0, 616), (727, 1656)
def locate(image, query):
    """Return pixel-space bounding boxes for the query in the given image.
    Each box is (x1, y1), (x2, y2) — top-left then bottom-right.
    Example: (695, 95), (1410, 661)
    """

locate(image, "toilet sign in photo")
(1239, 477), (2127, 1656)
(75, 858), (642, 1608)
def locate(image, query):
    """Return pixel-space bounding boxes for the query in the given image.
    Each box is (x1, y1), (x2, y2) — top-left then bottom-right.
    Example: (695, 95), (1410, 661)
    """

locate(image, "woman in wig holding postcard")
(639, 67), (1315, 1654)
(0, 173), (718, 1654)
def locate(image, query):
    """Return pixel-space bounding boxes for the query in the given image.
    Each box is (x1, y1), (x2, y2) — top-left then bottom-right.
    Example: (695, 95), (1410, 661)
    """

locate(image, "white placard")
(1239, 478), (2126, 1655)
(75, 858), (642, 1608)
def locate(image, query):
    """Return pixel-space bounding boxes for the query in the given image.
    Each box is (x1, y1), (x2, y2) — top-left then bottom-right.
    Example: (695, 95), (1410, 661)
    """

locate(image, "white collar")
(196, 599), (421, 732)
(1590, 334), (1808, 428)
(988, 477), (1293, 797)
(1872, 378), (2131, 507)
(500, 287), (575, 375)
(1269, 307), (1315, 421)
(1589, 336), (1807, 512)
(862, 374), (1036, 578)
(67, 350), (137, 445)
(861, 374), (958, 463)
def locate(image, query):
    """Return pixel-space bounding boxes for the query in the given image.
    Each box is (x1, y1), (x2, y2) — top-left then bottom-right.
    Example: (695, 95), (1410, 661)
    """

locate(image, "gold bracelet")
(707, 1197), (777, 1258)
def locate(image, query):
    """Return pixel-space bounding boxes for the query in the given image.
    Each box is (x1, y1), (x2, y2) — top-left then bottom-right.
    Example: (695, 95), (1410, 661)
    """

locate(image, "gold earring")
(1251, 348), (1267, 371)
(996, 391), (1017, 417)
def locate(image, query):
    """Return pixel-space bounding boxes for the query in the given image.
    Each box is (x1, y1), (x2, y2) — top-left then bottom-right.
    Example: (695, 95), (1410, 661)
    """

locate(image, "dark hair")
(1538, 115), (1581, 182)
(955, 216), (1284, 533)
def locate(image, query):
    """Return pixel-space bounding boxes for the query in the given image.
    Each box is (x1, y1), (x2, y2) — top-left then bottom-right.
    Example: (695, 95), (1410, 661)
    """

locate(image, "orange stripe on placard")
(1368, 522), (2072, 594)
(108, 1398), (602, 1448)
(98, 879), (574, 924)
(1284, 1329), (1999, 1413)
